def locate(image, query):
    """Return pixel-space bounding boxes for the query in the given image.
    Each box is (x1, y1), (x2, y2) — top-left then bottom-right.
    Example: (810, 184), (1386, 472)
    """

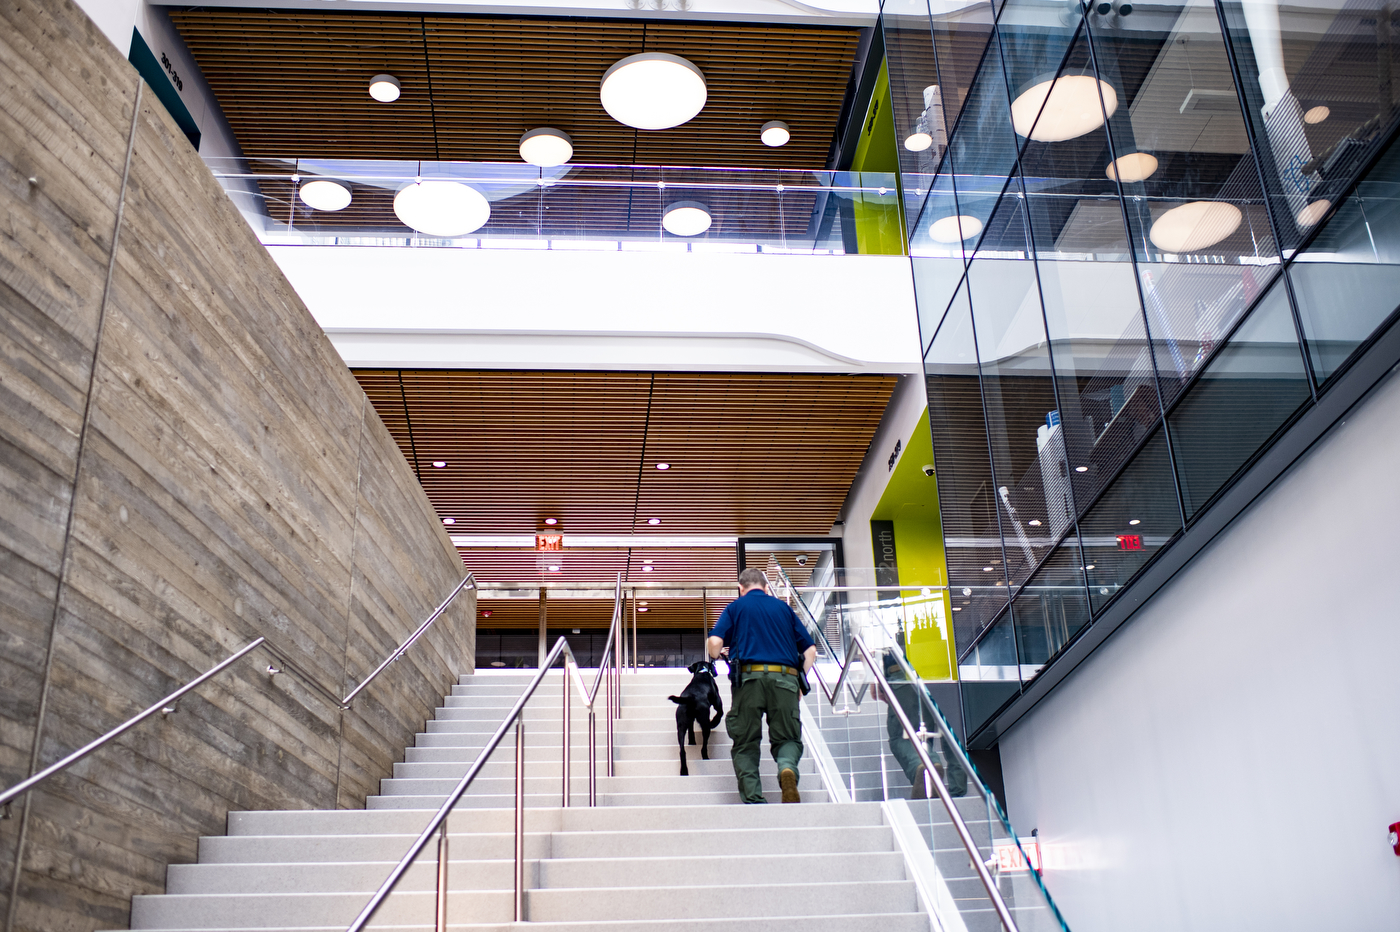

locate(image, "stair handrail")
(342, 572), (478, 708)
(0, 636), (342, 813)
(346, 573), (627, 932)
(805, 630), (1024, 932)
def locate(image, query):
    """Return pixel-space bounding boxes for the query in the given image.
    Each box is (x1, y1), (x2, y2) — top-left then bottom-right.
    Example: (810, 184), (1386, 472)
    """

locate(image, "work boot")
(778, 768), (800, 803)
(910, 766), (928, 800)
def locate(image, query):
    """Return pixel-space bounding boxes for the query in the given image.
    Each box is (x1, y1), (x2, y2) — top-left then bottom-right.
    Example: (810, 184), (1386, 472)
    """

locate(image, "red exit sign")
(1117, 534), (1142, 551)
(536, 533), (563, 552)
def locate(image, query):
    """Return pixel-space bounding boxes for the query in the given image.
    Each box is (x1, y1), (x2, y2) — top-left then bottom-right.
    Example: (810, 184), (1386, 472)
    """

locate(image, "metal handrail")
(0, 636), (341, 812)
(346, 574), (627, 932)
(804, 632), (1022, 932)
(342, 573), (477, 708)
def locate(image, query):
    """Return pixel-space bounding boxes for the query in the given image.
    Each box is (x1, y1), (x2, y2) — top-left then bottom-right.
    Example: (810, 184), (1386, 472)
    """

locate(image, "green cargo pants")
(725, 670), (804, 804)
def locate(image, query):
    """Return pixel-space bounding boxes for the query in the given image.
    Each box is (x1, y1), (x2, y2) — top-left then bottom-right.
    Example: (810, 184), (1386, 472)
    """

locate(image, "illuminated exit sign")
(536, 533), (563, 551)
(1117, 534), (1142, 551)
(993, 838), (1041, 872)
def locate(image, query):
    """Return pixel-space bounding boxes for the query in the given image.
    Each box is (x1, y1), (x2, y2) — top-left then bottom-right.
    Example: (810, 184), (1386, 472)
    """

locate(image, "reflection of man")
(872, 638), (967, 800)
(708, 568), (817, 804)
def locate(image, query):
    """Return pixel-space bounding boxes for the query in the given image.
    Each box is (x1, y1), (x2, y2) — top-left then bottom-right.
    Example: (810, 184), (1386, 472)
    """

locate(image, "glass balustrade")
(205, 157), (903, 255)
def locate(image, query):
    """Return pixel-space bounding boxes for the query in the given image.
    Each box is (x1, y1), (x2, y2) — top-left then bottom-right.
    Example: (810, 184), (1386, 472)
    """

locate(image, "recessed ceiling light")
(394, 181), (491, 237)
(432, 461), (446, 468)
(663, 201), (712, 236)
(1085, 564), (1096, 570)
(369, 73), (401, 102)
(655, 463), (671, 470)
(299, 180), (352, 211)
(928, 215), (983, 244)
(642, 560), (653, 564)
(600, 52), (706, 130)
(638, 605), (649, 611)
(1105, 152), (1158, 183)
(544, 518), (558, 525)
(482, 610), (492, 617)
(647, 518), (662, 525)
(760, 120), (790, 147)
(1011, 74), (1118, 142)
(904, 132), (933, 152)
(490, 659), (505, 666)
(1295, 200), (1332, 228)
(1303, 105), (1330, 124)
(442, 517), (454, 525)
(1075, 465), (1089, 472)
(1128, 518), (1141, 526)
(572, 628), (581, 634)
(1028, 519), (1042, 527)
(1149, 201), (1243, 252)
(952, 607), (961, 611)
(642, 566), (653, 572)
(547, 564), (560, 572)
(519, 127), (574, 167)
(639, 601), (649, 606)
(983, 566), (994, 572)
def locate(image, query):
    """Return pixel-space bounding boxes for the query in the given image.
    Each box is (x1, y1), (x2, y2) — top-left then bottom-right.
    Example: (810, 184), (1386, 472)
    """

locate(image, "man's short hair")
(738, 568), (769, 590)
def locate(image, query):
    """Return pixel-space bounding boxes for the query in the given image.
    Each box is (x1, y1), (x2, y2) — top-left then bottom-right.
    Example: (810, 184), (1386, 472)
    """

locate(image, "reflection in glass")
(885, 0), (947, 235)
(1289, 137), (1400, 380)
(958, 613), (1020, 735)
(927, 0), (997, 151)
(947, 29), (1022, 242)
(1012, 533), (1091, 680)
(1219, 0), (1400, 254)
(924, 282), (1010, 643)
(1081, 428), (1183, 613)
(1169, 278), (1311, 518)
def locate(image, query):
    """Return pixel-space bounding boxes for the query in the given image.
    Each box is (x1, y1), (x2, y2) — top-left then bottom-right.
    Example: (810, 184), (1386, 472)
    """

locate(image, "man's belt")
(742, 663), (799, 675)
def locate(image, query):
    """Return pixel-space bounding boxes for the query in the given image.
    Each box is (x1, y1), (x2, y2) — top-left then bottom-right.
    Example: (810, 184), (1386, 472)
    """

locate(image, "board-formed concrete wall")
(0, 1), (475, 929)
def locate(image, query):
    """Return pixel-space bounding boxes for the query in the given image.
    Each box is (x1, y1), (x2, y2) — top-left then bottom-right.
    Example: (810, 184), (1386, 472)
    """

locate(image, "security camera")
(921, 464), (936, 477)
(795, 554), (809, 566)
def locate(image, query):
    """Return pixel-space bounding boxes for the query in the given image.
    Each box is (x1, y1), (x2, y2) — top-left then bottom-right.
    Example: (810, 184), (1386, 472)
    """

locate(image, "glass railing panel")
(958, 612), (1021, 734)
(201, 158), (897, 255)
(1167, 277), (1312, 519)
(1287, 137), (1400, 382)
(1011, 532), (1091, 682)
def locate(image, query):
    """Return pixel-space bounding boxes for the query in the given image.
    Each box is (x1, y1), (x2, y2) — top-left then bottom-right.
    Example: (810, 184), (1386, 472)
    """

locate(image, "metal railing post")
(434, 821), (448, 932)
(605, 658), (615, 777)
(561, 659), (571, 808)
(513, 716), (525, 923)
(588, 707), (597, 806)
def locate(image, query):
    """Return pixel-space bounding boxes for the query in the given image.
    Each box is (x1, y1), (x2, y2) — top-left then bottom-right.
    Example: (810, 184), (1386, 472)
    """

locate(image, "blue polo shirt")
(709, 590), (814, 667)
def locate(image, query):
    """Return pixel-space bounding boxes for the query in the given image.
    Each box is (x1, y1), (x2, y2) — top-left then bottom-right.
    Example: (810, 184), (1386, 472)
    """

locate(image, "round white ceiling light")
(1303, 105), (1330, 124)
(662, 200), (712, 236)
(298, 179), (352, 211)
(600, 53), (707, 130)
(1011, 74), (1118, 142)
(519, 127), (574, 167)
(369, 74), (401, 102)
(1149, 201), (1243, 252)
(393, 181), (491, 237)
(904, 132), (934, 151)
(760, 121), (790, 147)
(927, 214), (983, 244)
(1105, 151), (1158, 183)
(1295, 199), (1332, 228)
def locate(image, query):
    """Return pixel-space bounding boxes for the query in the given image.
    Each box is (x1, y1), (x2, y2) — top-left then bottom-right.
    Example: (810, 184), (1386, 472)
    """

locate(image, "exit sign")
(1117, 534), (1142, 551)
(993, 838), (1041, 872)
(536, 533), (563, 551)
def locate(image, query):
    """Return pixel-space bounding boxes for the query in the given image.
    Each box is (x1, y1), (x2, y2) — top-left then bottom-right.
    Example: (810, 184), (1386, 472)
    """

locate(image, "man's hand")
(801, 644), (817, 673)
(707, 635), (726, 660)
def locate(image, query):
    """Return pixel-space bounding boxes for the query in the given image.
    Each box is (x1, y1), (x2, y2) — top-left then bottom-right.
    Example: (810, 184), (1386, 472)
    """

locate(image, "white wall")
(1000, 367), (1400, 932)
(272, 246), (923, 374)
(837, 374), (928, 566)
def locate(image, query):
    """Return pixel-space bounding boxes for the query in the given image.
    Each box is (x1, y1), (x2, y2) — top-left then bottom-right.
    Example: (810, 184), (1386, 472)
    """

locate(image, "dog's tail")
(668, 695), (682, 704)
(708, 710), (723, 728)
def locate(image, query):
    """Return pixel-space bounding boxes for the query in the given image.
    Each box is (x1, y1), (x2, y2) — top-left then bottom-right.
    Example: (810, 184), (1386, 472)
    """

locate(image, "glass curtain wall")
(884, 0), (1400, 739)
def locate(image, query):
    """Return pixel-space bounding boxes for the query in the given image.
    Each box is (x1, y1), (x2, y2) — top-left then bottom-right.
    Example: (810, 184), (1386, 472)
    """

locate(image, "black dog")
(668, 660), (724, 776)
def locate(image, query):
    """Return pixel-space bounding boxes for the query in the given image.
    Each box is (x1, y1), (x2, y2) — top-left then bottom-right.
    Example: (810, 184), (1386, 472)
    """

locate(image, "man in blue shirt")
(707, 568), (817, 803)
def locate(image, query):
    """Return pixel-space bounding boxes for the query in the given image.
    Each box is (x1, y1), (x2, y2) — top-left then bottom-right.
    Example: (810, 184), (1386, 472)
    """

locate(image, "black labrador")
(668, 660), (724, 776)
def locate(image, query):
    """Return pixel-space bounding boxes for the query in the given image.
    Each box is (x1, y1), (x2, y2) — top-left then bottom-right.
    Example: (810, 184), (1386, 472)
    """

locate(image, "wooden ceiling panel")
(476, 596), (722, 629)
(169, 10), (862, 168)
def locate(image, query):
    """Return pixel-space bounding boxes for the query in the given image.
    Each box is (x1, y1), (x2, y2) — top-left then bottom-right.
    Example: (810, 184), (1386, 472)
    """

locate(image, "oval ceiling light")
(647, 517), (662, 525)
(600, 52), (706, 130)
(1303, 105), (1330, 124)
(760, 120), (790, 147)
(298, 179), (352, 211)
(904, 132), (934, 152)
(1149, 201), (1243, 252)
(393, 181), (491, 237)
(1011, 74), (1118, 142)
(662, 201), (712, 236)
(1295, 199), (1332, 227)
(519, 127), (573, 167)
(369, 73), (401, 102)
(1105, 151), (1158, 183)
(927, 214), (983, 244)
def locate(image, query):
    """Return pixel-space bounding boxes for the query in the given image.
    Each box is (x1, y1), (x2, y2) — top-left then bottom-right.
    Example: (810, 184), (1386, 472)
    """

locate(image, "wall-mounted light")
(369, 74), (401, 102)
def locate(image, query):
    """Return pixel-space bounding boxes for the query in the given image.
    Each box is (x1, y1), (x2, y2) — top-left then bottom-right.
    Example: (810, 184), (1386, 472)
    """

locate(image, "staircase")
(121, 669), (932, 931)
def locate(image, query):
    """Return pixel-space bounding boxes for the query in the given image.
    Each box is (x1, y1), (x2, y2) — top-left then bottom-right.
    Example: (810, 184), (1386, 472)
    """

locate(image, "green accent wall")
(872, 409), (956, 680)
(848, 60), (905, 256)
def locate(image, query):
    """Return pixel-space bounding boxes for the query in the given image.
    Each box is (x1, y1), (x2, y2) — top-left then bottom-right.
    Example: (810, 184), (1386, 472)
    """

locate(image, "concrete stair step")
(525, 880), (917, 922)
(536, 851), (907, 888)
(199, 833), (551, 865)
(116, 914), (931, 932)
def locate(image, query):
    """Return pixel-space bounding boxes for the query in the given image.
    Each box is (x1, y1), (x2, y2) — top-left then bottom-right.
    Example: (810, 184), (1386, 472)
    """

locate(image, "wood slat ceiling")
(169, 10), (862, 168)
(477, 596), (722, 630)
(353, 369), (897, 583)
